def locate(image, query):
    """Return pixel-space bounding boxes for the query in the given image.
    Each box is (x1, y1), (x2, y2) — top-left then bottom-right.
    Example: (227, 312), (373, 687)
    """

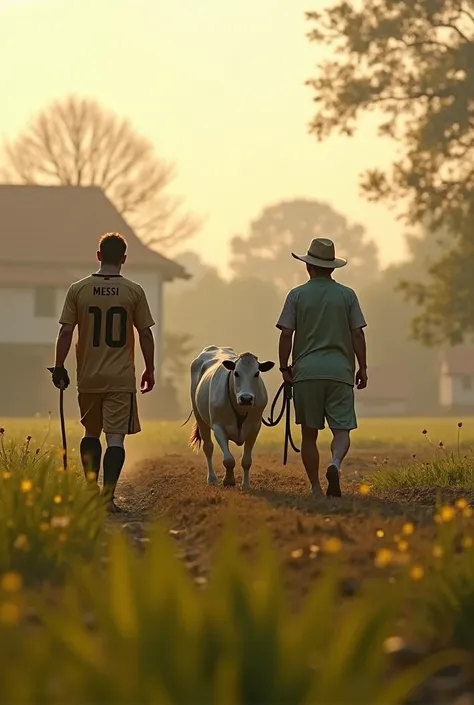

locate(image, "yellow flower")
(359, 483), (370, 496)
(397, 540), (409, 553)
(13, 535), (29, 551)
(463, 507), (473, 519)
(0, 572), (22, 593)
(309, 544), (320, 554)
(410, 564), (424, 581)
(374, 549), (392, 568)
(53, 495), (62, 505)
(439, 506), (455, 523)
(433, 545), (444, 558)
(86, 472), (96, 482)
(402, 522), (414, 536)
(0, 602), (20, 625)
(456, 498), (468, 510)
(2, 472), (11, 480)
(376, 530), (385, 538)
(322, 537), (343, 554)
(20, 480), (32, 493)
(462, 536), (473, 550)
(290, 548), (304, 559)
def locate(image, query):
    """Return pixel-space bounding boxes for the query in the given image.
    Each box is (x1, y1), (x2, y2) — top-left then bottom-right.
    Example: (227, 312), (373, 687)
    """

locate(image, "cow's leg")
(201, 422), (218, 485)
(212, 424), (236, 487)
(241, 423), (260, 490)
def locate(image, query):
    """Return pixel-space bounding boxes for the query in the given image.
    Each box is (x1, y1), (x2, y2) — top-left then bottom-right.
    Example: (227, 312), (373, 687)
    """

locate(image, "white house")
(355, 365), (408, 417)
(439, 347), (474, 413)
(0, 185), (188, 418)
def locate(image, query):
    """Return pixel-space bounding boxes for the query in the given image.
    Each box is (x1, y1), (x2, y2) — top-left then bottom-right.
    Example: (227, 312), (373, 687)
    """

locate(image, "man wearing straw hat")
(276, 238), (368, 498)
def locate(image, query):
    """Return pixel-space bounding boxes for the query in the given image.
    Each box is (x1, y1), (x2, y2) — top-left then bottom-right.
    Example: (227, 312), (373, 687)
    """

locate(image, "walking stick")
(47, 368), (68, 470)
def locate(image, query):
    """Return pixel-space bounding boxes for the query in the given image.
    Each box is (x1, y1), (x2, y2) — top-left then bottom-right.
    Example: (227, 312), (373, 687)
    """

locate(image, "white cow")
(190, 346), (275, 489)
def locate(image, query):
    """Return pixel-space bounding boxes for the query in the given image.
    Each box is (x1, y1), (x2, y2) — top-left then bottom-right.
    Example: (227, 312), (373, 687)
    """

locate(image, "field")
(1, 415), (474, 703)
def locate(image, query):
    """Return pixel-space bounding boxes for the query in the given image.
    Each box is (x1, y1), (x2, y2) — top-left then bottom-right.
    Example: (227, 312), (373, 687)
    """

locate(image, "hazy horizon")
(1, 0), (406, 273)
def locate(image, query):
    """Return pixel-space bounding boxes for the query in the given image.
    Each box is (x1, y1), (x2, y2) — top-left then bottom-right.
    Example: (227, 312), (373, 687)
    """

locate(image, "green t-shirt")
(276, 278), (367, 386)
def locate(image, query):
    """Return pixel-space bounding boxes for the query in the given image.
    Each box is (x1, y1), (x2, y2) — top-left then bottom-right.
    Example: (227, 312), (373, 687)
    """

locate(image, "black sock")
(80, 437), (102, 482)
(103, 447), (125, 501)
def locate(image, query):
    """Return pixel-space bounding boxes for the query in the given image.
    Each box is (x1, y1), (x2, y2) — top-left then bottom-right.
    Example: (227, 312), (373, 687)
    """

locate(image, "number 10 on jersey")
(88, 306), (127, 348)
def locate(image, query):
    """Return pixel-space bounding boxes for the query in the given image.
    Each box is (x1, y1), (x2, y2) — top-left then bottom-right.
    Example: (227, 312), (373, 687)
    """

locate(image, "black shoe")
(326, 464), (342, 498)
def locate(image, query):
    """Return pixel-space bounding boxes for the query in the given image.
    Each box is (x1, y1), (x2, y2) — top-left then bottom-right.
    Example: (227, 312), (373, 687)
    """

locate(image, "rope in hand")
(262, 382), (300, 465)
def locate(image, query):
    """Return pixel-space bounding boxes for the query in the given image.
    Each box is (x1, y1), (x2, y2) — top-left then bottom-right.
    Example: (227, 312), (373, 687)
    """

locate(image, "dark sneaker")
(326, 464), (342, 498)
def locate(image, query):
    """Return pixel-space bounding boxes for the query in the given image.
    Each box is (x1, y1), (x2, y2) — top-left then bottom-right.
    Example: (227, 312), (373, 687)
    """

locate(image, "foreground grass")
(0, 432), (104, 582)
(0, 427), (474, 703)
(0, 524), (472, 704)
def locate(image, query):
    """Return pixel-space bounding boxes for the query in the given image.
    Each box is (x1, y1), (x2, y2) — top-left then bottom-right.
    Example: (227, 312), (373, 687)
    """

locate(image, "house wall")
(0, 287), (68, 345)
(439, 367), (454, 407)
(439, 373), (474, 409)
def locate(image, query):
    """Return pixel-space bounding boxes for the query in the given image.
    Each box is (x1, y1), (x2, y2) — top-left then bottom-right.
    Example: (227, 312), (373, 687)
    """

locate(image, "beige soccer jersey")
(59, 274), (155, 393)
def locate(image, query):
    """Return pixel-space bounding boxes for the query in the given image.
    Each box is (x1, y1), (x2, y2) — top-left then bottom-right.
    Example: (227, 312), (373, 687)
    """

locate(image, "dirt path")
(107, 448), (447, 605)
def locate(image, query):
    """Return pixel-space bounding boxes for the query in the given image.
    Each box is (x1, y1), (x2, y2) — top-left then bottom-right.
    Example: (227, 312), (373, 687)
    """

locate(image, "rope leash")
(262, 383), (300, 465)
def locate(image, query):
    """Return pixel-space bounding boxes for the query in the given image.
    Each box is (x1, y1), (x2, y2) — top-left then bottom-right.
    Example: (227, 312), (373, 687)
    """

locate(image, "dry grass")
(1, 415), (473, 460)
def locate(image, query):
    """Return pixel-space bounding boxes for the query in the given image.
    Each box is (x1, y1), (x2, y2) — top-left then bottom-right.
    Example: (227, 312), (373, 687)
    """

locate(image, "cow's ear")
(258, 360), (275, 372)
(222, 359), (236, 370)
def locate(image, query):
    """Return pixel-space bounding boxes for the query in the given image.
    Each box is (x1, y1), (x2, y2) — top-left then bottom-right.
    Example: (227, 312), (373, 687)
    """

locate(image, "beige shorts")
(78, 392), (141, 436)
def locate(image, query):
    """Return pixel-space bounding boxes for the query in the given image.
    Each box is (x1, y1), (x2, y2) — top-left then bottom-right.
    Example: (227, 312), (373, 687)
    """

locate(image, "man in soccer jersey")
(50, 232), (155, 513)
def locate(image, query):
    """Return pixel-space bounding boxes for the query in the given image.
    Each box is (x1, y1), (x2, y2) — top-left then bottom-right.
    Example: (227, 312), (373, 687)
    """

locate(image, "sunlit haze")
(1, 0), (405, 271)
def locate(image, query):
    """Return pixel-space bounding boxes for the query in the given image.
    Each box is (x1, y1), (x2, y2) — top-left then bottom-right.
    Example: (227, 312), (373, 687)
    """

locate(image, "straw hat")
(291, 238), (347, 269)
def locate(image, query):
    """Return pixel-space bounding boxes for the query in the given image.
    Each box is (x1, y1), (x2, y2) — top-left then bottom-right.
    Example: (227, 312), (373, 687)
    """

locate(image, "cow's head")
(222, 353), (275, 406)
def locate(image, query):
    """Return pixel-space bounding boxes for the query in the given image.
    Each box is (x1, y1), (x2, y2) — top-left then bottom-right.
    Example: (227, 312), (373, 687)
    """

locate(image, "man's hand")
(281, 367), (293, 385)
(356, 367), (368, 390)
(48, 366), (70, 390)
(140, 368), (155, 394)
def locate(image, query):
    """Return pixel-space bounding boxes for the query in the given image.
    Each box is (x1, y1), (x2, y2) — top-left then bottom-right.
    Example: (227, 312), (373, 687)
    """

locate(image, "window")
(34, 287), (56, 318)
(462, 375), (472, 391)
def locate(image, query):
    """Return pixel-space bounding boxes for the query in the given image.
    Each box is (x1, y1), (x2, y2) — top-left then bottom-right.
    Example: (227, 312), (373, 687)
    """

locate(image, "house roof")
(440, 347), (474, 376)
(360, 366), (409, 402)
(0, 185), (189, 282)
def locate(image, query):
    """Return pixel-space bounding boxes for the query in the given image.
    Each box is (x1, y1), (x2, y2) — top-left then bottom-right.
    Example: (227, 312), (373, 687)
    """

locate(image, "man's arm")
(351, 328), (367, 389)
(54, 324), (75, 367)
(49, 286), (77, 388)
(349, 293), (368, 389)
(133, 286), (156, 393)
(138, 327), (155, 393)
(279, 328), (294, 380)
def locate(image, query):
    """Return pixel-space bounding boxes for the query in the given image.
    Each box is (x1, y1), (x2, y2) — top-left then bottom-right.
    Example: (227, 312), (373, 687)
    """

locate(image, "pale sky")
(0, 0), (407, 272)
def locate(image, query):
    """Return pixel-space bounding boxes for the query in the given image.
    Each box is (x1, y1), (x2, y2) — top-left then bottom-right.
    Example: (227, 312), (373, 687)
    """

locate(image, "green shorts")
(293, 379), (357, 430)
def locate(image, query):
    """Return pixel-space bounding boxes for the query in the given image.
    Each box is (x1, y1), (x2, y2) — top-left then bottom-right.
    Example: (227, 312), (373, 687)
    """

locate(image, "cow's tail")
(189, 421), (202, 451)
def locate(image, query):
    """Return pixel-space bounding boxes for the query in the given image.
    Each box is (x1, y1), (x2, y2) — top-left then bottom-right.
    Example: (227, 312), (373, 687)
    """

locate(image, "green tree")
(162, 332), (195, 383)
(1, 95), (199, 248)
(230, 199), (378, 294)
(360, 230), (442, 412)
(306, 1), (474, 344)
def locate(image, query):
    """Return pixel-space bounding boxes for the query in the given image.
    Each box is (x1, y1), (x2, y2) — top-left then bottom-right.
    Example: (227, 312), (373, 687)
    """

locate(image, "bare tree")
(1, 96), (199, 248)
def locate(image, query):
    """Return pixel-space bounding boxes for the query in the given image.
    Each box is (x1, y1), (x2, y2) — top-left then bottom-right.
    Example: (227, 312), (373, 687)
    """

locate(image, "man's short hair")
(99, 232), (127, 265)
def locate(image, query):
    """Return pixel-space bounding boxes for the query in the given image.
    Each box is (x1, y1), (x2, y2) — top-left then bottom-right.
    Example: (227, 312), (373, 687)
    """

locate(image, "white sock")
(331, 458), (341, 471)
